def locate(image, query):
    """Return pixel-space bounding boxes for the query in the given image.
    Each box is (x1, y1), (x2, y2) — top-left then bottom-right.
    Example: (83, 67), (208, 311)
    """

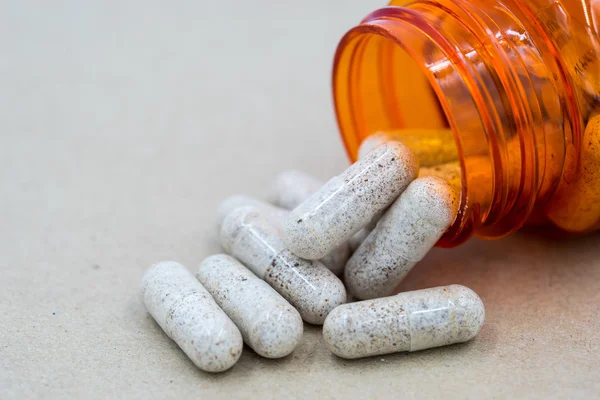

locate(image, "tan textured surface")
(1, 2), (599, 399)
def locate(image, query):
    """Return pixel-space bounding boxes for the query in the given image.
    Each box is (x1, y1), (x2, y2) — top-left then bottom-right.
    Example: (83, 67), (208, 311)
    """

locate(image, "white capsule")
(359, 130), (458, 167)
(323, 285), (485, 359)
(217, 195), (350, 276)
(345, 176), (458, 300)
(141, 261), (243, 372)
(319, 242), (351, 276)
(197, 254), (303, 358)
(357, 132), (390, 160)
(285, 142), (418, 260)
(347, 209), (385, 252)
(348, 228), (371, 253)
(220, 206), (346, 325)
(271, 170), (325, 209)
(272, 171), (354, 276)
(216, 194), (289, 230)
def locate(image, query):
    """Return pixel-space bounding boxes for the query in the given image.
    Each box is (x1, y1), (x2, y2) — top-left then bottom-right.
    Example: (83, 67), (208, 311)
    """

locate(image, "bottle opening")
(332, 2), (577, 246)
(332, 22), (451, 160)
(333, 7), (492, 246)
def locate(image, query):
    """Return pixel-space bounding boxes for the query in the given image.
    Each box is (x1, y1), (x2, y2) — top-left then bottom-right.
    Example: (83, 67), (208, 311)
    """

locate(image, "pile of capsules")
(141, 135), (485, 373)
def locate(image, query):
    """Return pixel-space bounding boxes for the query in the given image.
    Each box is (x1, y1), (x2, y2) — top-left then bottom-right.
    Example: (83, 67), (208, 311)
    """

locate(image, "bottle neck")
(333, 0), (578, 246)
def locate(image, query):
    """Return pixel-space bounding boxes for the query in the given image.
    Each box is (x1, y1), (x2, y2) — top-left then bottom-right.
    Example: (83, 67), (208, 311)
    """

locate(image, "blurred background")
(1, 1), (598, 398)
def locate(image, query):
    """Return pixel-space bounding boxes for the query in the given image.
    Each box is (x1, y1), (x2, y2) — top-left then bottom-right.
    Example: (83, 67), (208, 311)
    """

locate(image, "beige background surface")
(1, 1), (599, 399)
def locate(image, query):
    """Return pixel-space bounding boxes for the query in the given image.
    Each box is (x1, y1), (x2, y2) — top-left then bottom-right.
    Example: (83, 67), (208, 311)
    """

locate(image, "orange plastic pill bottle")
(333, 0), (600, 246)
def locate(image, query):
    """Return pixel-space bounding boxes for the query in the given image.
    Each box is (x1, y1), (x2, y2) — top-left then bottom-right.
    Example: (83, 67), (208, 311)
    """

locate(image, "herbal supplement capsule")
(357, 132), (389, 160)
(418, 160), (462, 191)
(197, 254), (303, 358)
(319, 243), (350, 276)
(217, 195), (350, 276)
(348, 228), (371, 253)
(271, 170), (354, 275)
(271, 171), (354, 275)
(221, 206), (346, 324)
(358, 130), (458, 167)
(323, 285), (485, 359)
(216, 194), (289, 230)
(141, 261), (243, 372)
(271, 170), (325, 209)
(285, 142), (418, 260)
(345, 177), (459, 300)
(347, 208), (386, 252)
(546, 113), (600, 232)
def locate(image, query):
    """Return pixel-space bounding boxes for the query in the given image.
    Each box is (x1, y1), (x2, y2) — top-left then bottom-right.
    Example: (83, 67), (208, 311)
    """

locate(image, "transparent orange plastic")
(333, 0), (600, 246)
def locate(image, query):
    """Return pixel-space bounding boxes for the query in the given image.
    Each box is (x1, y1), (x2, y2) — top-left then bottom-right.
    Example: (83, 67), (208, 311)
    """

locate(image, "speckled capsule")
(319, 242), (350, 276)
(323, 285), (485, 359)
(348, 228), (371, 253)
(217, 195), (350, 276)
(358, 130), (458, 167)
(220, 206), (346, 324)
(197, 254), (303, 358)
(271, 170), (325, 209)
(216, 194), (289, 230)
(272, 171), (353, 275)
(546, 112), (600, 232)
(418, 160), (461, 191)
(357, 132), (391, 160)
(345, 176), (459, 300)
(285, 142), (419, 260)
(347, 209), (385, 252)
(141, 261), (243, 372)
